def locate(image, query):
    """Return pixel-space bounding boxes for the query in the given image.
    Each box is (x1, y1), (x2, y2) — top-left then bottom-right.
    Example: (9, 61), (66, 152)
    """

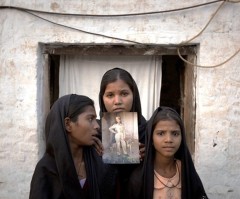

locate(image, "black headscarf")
(128, 106), (208, 199)
(98, 68), (147, 199)
(29, 94), (117, 199)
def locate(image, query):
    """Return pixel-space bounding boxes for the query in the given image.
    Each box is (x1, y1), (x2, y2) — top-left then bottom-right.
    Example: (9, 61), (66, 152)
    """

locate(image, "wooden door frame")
(42, 43), (197, 155)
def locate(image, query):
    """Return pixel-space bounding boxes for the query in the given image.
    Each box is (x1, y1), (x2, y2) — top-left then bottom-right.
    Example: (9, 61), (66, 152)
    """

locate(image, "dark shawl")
(128, 107), (208, 199)
(98, 68), (147, 199)
(29, 94), (117, 199)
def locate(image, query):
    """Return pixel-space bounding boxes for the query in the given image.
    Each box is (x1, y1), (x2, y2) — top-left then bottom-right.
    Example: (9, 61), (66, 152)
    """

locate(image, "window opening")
(44, 44), (196, 155)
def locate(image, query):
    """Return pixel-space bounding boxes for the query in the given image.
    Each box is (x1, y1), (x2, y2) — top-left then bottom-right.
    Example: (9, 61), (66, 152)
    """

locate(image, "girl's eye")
(121, 92), (129, 96)
(105, 93), (114, 98)
(173, 131), (181, 136)
(156, 131), (165, 136)
(88, 117), (94, 122)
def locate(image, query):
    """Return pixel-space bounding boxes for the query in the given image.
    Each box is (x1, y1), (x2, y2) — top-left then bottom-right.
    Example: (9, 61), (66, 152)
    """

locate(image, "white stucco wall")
(0, 1), (239, 199)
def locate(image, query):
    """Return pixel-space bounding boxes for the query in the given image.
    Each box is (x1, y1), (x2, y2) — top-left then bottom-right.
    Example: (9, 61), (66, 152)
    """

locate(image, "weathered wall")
(0, 1), (239, 199)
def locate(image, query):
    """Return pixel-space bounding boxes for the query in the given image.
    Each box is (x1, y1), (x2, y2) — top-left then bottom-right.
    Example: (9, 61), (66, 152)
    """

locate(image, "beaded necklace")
(154, 160), (180, 188)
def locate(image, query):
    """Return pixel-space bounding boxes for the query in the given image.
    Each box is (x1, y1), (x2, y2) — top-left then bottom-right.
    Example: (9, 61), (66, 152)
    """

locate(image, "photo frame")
(101, 112), (140, 164)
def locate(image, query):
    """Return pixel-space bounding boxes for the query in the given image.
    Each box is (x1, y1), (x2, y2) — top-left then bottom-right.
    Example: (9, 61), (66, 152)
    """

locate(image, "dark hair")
(67, 94), (94, 122)
(99, 68), (142, 117)
(151, 107), (185, 159)
(152, 108), (183, 132)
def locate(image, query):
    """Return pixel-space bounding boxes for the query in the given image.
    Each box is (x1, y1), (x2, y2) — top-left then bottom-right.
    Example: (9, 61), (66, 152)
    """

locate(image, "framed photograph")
(101, 112), (140, 164)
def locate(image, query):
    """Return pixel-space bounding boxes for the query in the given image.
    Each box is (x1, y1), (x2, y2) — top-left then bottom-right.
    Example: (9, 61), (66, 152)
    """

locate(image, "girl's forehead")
(154, 119), (180, 129)
(80, 106), (96, 116)
(105, 79), (131, 91)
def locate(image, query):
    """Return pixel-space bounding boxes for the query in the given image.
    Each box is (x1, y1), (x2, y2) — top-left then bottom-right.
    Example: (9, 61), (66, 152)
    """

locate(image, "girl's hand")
(139, 143), (145, 161)
(93, 136), (104, 156)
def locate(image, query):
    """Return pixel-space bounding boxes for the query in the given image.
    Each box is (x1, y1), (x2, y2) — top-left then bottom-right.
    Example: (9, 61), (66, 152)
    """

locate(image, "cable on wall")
(178, 47), (240, 68)
(177, 0), (240, 68)
(0, 0), (225, 17)
(0, 0), (232, 46)
(22, 10), (143, 45)
(0, 0), (239, 68)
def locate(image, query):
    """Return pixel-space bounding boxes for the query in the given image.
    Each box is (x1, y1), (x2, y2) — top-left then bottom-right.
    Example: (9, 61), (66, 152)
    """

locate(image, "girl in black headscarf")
(98, 68), (147, 199)
(128, 106), (208, 199)
(29, 94), (117, 199)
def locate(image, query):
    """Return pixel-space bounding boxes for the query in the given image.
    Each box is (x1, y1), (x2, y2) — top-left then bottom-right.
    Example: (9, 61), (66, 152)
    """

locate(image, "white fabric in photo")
(59, 55), (162, 120)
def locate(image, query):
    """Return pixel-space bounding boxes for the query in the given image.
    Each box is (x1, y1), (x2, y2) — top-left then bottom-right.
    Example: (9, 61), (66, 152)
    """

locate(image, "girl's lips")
(113, 108), (125, 112)
(162, 146), (175, 151)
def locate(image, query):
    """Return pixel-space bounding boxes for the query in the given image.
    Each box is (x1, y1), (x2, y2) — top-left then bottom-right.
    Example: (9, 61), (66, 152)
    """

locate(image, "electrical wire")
(0, 0), (225, 17)
(177, 0), (240, 68)
(1, 0), (230, 46)
(1, 1), (227, 45)
(23, 10), (143, 45)
(0, 0), (239, 68)
(227, 0), (240, 2)
(179, 0), (225, 44)
(178, 47), (240, 68)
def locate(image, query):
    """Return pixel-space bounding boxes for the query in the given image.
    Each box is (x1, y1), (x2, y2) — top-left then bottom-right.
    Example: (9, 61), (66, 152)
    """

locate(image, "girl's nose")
(114, 95), (122, 105)
(94, 120), (100, 131)
(165, 133), (173, 142)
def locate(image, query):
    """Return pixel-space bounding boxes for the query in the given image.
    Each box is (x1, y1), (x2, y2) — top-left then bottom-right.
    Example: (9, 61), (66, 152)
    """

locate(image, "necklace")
(77, 161), (86, 178)
(75, 154), (86, 179)
(154, 161), (180, 189)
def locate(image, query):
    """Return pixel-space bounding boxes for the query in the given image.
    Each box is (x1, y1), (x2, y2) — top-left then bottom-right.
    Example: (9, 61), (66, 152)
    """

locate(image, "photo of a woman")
(102, 112), (139, 164)
(109, 116), (128, 156)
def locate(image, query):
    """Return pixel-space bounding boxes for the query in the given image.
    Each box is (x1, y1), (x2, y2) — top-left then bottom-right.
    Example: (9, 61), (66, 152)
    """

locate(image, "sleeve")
(29, 165), (50, 199)
(29, 157), (63, 199)
(109, 124), (116, 134)
(127, 166), (143, 199)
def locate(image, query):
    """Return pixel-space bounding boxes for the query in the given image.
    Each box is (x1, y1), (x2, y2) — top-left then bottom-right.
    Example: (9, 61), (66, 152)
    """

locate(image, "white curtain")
(59, 55), (162, 120)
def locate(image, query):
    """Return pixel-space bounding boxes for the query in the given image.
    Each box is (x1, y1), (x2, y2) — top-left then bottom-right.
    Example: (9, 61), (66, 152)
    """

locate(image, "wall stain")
(51, 2), (60, 11)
